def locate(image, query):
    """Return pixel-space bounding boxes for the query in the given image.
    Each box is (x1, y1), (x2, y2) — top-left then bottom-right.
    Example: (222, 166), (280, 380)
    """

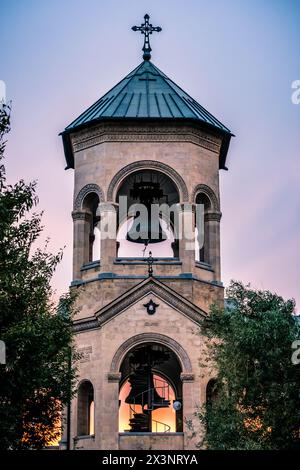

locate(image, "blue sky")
(1, 0), (300, 308)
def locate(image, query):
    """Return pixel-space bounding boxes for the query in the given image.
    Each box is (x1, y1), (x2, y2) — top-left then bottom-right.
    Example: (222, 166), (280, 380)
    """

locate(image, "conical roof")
(61, 60), (233, 169)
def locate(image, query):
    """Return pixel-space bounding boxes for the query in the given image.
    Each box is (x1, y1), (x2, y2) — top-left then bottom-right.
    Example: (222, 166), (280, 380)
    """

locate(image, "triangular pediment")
(73, 277), (207, 332)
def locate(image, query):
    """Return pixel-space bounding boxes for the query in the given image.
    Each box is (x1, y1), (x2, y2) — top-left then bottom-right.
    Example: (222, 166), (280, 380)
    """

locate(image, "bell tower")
(60, 14), (232, 450)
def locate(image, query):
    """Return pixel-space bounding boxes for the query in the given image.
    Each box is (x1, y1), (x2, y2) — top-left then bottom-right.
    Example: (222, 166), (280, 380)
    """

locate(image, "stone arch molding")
(74, 183), (105, 211)
(107, 160), (189, 202)
(77, 377), (94, 388)
(110, 332), (192, 374)
(191, 184), (220, 212)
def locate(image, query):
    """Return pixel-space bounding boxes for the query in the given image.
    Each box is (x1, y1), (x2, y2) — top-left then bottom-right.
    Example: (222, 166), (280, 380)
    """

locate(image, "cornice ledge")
(107, 372), (122, 382)
(72, 124), (222, 154)
(180, 373), (195, 382)
(73, 318), (99, 332)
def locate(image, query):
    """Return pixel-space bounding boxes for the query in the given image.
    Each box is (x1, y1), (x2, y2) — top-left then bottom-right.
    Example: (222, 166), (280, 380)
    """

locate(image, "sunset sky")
(1, 0), (299, 309)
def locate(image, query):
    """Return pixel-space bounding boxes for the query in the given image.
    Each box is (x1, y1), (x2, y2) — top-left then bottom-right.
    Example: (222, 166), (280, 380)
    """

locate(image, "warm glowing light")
(119, 375), (176, 432)
(89, 400), (95, 435)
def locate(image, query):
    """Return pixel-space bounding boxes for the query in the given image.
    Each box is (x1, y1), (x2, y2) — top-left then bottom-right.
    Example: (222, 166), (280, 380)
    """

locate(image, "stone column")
(59, 406), (68, 450)
(70, 395), (78, 450)
(178, 204), (195, 274)
(99, 203), (118, 274)
(72, 211), (92, 280)
(100, 372), (121, 450)
(205, 211), (222, 282)
(181, 373), (203, 450)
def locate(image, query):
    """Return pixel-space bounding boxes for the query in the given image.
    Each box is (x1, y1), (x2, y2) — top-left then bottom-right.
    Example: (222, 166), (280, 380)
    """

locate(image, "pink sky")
(1, 0), (299, 310)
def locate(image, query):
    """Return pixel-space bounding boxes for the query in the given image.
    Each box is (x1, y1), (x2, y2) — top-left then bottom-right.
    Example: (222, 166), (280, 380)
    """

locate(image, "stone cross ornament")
(143, 299), (159, 315)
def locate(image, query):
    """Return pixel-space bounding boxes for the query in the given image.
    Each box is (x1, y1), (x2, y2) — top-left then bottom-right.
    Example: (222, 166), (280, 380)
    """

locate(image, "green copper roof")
(65, 60), (231, 132)
(61, 60), (233, 169)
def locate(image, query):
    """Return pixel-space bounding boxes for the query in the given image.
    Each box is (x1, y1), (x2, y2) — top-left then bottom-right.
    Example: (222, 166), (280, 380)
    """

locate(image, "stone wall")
(70, 122), (222, 284)
(72, 277), (223, 321)
(119, 433), (184, 450)
(70, 293), (215, 450)
(66, 120), (223, 450)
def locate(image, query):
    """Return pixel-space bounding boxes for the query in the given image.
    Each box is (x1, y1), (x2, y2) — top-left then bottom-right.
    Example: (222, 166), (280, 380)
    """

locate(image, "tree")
(0, 104), (78, 449)
(199, 281), (300, 450)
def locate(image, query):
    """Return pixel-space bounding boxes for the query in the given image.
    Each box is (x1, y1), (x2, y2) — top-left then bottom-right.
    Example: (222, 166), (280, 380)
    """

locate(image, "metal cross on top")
(132, 14), (162, 61)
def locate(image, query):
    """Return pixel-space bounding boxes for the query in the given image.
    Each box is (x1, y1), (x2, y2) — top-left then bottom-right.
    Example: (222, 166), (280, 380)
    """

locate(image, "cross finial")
(132, 14), (162, 61)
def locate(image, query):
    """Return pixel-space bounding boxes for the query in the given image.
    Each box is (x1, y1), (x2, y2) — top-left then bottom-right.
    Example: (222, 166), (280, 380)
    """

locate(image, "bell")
(126, 176), (168, 244)
(126, 214), (167, 244)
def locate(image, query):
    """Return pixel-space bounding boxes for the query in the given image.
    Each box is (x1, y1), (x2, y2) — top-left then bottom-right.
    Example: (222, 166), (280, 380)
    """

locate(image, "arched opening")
(118, 343), (183, 433)
(77, 380), (95, 436)
(82, 192), (100, 262)
(206, 379), (219, 406)
(195, 192), (211, 264)
(116, 170), (180, 258)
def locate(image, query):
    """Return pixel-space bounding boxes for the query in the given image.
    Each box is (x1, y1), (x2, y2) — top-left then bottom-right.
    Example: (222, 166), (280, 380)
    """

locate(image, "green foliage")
(199, 281), (300, 450)
(0, 104), (78, 449)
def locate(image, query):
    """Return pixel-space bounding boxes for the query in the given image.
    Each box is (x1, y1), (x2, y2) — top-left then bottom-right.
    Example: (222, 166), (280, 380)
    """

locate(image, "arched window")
(116, 170), (180, 258)
(118, 343), (183, 433)
(82, 193), (100, 262)
(206, 379), (219, 406)
(77, 380), (94, 436)
(195, 193), (211, 264)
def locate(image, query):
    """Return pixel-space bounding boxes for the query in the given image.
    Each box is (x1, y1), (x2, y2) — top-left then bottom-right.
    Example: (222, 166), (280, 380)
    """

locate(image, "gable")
(73, 277), (207, 333)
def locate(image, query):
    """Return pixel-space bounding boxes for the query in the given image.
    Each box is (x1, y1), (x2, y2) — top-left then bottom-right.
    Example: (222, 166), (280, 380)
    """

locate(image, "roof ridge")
(92, 276), (207, 326)
(150, 62), (231, 132)
(66, 61), (145, 129)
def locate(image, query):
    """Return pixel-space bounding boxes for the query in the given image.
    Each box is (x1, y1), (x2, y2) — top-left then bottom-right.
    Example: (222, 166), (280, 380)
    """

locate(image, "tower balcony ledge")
(195, 260), (214, 272)
(114, 257), (182, 265)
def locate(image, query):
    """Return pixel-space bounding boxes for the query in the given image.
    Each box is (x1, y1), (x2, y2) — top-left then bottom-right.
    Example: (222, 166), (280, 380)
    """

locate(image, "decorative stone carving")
(110, 333), (193, 373)
(95, 279), (206, 327)
(72, 277), (207, 333)
(74, 183), (105, 210)
(191, 183), (220, 211)
(107, 372), (122, 382)
(71, 123), (222, 156)
(204, 211), (222, 222)
(143, 299), (159, 315)
(73, 319), (99, 332)
(180, 373), (195, 382)
(78, 346), (93, 363)
(107, 160), (189, 202)
(72, 211), (93, 222)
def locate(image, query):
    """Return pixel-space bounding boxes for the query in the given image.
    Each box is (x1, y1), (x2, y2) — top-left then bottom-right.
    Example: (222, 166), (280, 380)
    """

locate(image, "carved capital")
(72, 211), (93, 222)
(180, 373), (195, 382)
(204, 211), (222, 222)
(107, 372), (122, 382)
